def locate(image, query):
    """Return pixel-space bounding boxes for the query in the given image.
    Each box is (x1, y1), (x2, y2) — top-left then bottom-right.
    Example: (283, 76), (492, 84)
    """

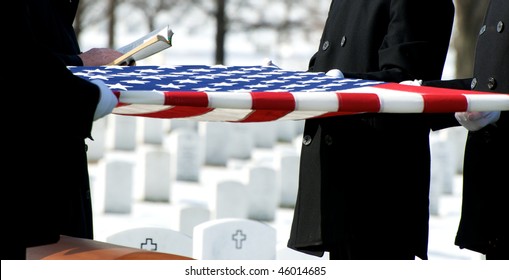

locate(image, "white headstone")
(229, 123), (254, 160)
(102, 153), (135, 214)
(106, 227), (193, 258)
(276, 149), (300, 208)
(276, 121), (297, 143)
(430, 131), (455, 215)
(446, 126), (467, 174)
(247, 165), (279, 221)
(139, 118), (165, 145)
(294, 120), (305, 135)
(251, 122), (277, 148)
(167, 119), (198, 132)
(193, 218), (276, 260)
(213, 180), (249, 219)
(199, 122), (232, 166)
(166, 128), (202, 182)
(106, 115), (137, 151)
(431, 130), (455, 191)
(172, 204), (211, 237)
(136, 146), (172, 202)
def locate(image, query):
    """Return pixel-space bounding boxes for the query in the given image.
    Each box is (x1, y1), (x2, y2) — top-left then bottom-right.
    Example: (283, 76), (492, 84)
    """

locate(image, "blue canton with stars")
(69, 65), (385, 92)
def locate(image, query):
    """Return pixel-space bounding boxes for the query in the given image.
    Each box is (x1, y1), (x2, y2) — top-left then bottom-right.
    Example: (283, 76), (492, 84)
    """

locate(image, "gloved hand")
(325, 69), (344, 78)
(91, 79), (118, 121)
(399, 79), (423, 86)
(454, 111), (500, 131)
(261, 58), (281, 69)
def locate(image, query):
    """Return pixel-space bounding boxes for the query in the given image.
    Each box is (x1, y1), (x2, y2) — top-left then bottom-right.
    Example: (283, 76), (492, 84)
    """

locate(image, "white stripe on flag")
(340, 87), (424, 113)
(188, 108), (253, 122)
(113, 104), (172, 115)
(119, 91), (165, 105)
(293, 91), (339, 111)
(207, 91), (253, 109)
(464, 94), (509, 112)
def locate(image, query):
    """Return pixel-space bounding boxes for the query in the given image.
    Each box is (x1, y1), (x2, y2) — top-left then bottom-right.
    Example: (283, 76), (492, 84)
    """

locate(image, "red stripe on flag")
(163, 91), (209, 107)
(250, 92), (296, 110)
(376, 83), (458, 94)
(240, 109), (293, 122)
(336, 93), (381, 112)
(375, 83), (469, 112)
(310, 111), (361, 119)
(421, 95), (468, 112)
(122, 106), (214, 119)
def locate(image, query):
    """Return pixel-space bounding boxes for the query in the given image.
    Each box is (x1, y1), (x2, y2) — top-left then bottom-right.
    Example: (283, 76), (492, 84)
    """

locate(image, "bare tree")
(182, 0), (327, 64)
(75, 0), (123, 48)
(76, 0), (494, 72)
(126, 0), (191, 31)
(75, 0), (327, 64)
(74, 0), (103, 39)
(106, 0), (119, 48)
(214, 0), (227, 63)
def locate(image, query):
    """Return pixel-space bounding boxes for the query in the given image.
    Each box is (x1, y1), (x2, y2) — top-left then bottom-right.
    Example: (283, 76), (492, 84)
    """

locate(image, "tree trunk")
(452, 0), (490, 78)
(107, 0), (118, 48)
(215, 0), (227, 64)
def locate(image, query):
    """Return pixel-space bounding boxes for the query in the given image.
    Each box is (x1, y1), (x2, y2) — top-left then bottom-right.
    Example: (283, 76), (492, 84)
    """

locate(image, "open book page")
(110, 25), (174, 65)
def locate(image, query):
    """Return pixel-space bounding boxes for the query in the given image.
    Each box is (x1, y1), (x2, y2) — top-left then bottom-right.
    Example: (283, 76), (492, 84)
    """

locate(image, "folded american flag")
(70, 65), (509, 122)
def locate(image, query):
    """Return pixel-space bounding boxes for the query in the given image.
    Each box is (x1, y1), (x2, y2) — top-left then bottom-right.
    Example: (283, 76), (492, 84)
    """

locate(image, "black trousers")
(485, 245), (509, 260)
(329, 243), (416, 260)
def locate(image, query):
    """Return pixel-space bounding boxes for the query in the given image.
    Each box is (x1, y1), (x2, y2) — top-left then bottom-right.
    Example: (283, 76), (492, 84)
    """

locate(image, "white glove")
(400, 79), (422, 86)
(454, 111), (500, 131)
(325, 69), (344, 78)
(91, 79), (118, 121)
(261, 58), (281, 69)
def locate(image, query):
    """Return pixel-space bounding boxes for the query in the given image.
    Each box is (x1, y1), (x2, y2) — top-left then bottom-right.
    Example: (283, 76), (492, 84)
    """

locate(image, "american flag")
(70, 65), (509, 122)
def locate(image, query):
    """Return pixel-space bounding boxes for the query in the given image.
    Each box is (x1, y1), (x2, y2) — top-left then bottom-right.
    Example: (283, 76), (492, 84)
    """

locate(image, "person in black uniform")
(418, 0), (507, 260)
(27, 0), (124, 66)
(288, 0), (455, 260)
(2, 2), (118, 260)
(445, 0), (508, 260)
(23, 0), (124, 241)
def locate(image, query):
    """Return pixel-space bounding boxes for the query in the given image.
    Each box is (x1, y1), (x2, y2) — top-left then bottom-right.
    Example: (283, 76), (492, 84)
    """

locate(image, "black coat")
(4, 1), (97, 259)
(288, 0), (454, 260)
(27, 0), (83, 66)
(454, 0), (509, 255)
(26, 0), (94, 242)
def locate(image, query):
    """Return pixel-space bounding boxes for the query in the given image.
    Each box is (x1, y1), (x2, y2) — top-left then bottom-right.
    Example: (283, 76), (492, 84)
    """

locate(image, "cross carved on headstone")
(140, 238), (158, 251)
(232, 230), (247, 249)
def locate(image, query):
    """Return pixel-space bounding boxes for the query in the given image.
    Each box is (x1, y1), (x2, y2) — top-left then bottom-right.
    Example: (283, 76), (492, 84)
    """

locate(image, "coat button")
(470, 78), (477, 89)
(497, 21), (504, 33)
(325, 134), (333, 145)
(340, 36), (347, 47)
(488, 238), (499, 247)
(322, 40), (330, 51)
(479, 25), (486, 35)
(487, 77), (497, 90)
(302, 135), (312, 146)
